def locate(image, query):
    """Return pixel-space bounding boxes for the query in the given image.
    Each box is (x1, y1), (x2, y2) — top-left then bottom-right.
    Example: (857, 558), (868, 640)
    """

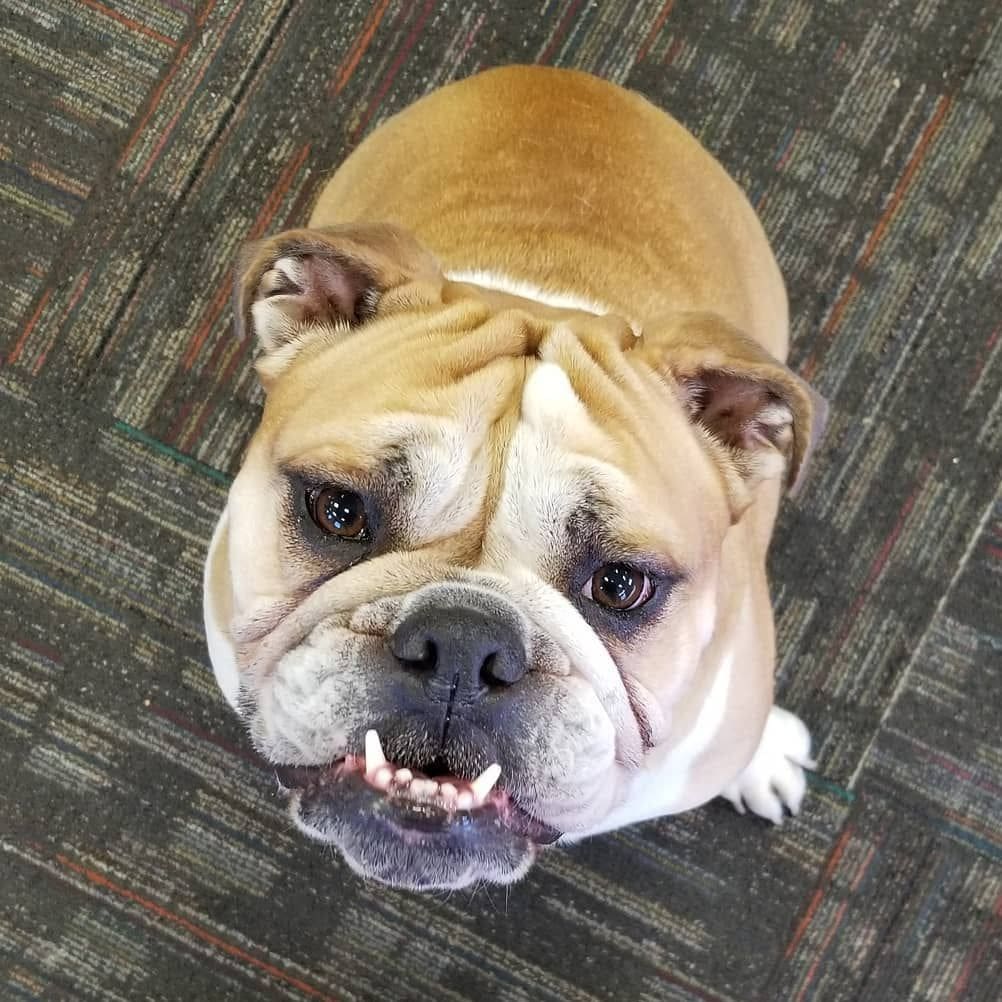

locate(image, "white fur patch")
(507, 566), (641, 771)
(249, 256), (307, 351)
(480, 363), (645, 769)
(262, 256), (303, 291)
(576, 649), (734, 836)
(387, 415), (488, 543)
(202, 510), (241, 710)
(721, 706), (815, 824)
(446, 268), (609, 315)
(446, 268), (642, 335)
(486, 362), (630, 579)
(521, 362), (589, 429)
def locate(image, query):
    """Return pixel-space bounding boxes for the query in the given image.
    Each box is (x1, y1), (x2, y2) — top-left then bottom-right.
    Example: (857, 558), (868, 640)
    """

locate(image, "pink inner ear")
(299, 255), (372, 324)
(260, 252), (375, 327)
(695, 372), (777, 449)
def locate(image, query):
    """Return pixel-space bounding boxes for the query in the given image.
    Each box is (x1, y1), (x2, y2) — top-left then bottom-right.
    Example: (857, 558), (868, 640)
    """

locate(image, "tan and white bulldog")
(203, 66), (825, 890)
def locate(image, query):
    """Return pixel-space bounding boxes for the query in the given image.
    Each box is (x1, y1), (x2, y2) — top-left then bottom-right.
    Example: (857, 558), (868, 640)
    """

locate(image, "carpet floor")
(1, 2), (1000, 1000)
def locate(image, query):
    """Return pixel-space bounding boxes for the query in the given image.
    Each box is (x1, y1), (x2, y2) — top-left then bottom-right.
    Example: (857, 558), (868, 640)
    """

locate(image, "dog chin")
(277, 755), (560, 890)
(296, 807), (539, 891)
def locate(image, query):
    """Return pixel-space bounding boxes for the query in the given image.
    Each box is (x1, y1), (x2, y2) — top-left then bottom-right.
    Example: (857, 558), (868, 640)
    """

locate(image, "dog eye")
(307, 486), (368, 539)
(584, 563), (654, 611)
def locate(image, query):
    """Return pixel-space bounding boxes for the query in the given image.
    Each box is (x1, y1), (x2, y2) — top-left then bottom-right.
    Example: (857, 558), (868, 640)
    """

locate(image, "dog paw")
(721, 706), (816, 824)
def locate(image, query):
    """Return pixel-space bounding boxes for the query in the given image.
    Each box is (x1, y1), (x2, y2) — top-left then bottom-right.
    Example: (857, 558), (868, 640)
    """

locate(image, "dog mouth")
(273, 730), (560, 888)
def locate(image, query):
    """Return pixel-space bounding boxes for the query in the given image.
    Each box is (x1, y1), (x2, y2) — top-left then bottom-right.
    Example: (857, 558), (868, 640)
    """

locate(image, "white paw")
(721, 706), (816, 824)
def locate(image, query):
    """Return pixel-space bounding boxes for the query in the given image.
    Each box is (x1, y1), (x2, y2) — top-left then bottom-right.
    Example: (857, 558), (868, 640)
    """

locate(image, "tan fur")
(311, 66), (788, 356)
(204, 66), (823, 886)
(309, 68), (798, 808)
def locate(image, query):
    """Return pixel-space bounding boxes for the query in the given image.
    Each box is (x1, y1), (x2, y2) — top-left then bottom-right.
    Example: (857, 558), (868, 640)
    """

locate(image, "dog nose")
(389, 604), (527, 702)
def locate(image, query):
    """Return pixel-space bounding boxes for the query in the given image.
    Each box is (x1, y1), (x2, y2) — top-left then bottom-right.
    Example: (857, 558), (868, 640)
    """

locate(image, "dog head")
(206, 223), (819, 889)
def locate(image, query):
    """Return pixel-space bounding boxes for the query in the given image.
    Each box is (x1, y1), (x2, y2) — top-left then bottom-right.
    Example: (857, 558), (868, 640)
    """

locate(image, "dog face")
(215, 224), (814, 890)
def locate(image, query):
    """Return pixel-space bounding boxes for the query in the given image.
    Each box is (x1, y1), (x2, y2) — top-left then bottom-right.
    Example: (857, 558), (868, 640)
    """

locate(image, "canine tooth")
(470, 763), (501, 804)
(394, 768), (413, 785)
(456, 790), (474, 811)
(364, 730), (385, 776)
(372, 765), (393, 791)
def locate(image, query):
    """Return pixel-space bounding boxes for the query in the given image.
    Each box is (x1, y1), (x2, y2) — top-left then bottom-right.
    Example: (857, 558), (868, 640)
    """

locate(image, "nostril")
(391, 630), (438, 669)
(480, 650), (524, 686)
(481, 652), (500, 685)
(390, 604), (528, 700)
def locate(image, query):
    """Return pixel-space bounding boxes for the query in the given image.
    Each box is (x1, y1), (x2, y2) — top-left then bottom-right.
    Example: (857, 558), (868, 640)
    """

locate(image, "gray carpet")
(1, 1), (1000, 999)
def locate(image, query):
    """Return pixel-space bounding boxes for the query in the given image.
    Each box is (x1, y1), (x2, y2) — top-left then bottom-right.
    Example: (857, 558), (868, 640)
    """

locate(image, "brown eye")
(308, 486), (368, 539)
(586, 563), (654, 611)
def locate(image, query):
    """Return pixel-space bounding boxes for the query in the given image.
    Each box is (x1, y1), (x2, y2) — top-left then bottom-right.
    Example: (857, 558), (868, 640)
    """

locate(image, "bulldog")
(203, 65), (826, 890)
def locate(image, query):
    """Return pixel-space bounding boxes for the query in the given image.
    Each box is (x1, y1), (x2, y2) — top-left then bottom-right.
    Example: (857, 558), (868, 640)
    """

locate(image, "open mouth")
(272, 730), (559, 886)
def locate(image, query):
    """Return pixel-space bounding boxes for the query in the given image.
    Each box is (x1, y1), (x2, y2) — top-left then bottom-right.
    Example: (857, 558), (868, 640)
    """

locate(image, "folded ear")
(635, 312), (826, 517)
(233, 222), (440, 382)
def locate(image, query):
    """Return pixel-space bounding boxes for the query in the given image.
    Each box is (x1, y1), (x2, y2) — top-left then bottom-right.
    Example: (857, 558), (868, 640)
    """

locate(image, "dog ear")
(635, 312), (826, 517)
(233, 223), (440, 381)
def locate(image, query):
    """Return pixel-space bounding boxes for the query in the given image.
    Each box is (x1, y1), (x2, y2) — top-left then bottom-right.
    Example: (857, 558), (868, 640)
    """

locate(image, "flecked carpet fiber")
(2, 2), (1001, 1000)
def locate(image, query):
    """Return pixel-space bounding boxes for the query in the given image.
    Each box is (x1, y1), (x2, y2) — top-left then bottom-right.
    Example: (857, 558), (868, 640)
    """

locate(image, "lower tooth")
(372, 766), (393, 791)
(456, 791), (474, 811)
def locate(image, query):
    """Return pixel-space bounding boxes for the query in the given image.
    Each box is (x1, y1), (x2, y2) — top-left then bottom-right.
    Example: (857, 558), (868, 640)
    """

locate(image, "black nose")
(389, 604), (528, 704)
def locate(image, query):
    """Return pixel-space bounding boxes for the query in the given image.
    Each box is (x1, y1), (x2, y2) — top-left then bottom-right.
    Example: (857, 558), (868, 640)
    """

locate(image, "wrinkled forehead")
(482, 363), (703, 576)
(268, 357), (516, 545)
(261, 318), (713, 566)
